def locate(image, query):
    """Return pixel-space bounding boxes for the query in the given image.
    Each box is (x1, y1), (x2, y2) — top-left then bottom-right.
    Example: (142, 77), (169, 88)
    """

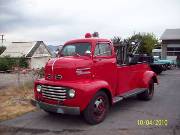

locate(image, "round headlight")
(68, 89), (75, 98)
(37, 85), (41, 92)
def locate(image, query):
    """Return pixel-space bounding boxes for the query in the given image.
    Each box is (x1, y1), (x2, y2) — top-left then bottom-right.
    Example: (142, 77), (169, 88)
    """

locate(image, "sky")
(0, 0), (180, 45)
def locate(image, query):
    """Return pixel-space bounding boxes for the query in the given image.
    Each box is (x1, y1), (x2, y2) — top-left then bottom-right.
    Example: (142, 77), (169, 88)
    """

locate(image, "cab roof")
(64, 38), (111, 45)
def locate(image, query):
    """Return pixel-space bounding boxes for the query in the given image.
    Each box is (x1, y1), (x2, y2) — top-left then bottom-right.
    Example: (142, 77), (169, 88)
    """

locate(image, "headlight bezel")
(36, 85), (42, 92)
(68, 89), (76, 98)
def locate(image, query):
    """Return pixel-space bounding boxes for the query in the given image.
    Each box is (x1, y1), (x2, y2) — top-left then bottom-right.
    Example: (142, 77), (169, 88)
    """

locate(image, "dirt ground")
(0, 71), (42, 121)
(0, 81), (36, 121)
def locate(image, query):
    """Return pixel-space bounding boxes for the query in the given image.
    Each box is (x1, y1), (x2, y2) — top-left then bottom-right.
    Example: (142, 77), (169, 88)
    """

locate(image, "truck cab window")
(61, 43), (91, 56)
(94, 43), (112, 56)
(62, 45), (75, 56)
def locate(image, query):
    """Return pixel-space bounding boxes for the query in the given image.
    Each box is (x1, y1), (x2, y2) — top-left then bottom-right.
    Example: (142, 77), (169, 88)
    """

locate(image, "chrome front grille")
(41, 85), (67, 101)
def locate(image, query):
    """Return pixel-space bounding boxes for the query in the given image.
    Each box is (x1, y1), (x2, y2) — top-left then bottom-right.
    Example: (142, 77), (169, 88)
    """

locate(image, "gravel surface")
(0, 73), (35, 89)
(0, 69), (180, 135)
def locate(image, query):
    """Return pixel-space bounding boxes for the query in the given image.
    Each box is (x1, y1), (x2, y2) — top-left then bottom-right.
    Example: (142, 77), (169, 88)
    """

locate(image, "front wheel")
(137, 80), (154, 101)
(83, 91), (110, 125)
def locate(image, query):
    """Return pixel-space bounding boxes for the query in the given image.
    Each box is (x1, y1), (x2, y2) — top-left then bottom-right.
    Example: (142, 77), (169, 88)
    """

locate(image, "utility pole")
(0, 34), (5, 43)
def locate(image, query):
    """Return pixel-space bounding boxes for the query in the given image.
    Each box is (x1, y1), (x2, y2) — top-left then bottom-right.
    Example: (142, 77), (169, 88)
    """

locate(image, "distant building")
(1, 41), (52, 69)
(160, 29), (180, 60)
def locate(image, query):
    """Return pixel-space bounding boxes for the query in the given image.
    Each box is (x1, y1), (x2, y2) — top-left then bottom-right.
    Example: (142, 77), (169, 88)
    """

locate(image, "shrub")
(0, 56), (14, 71)
(0, 56), (29, 71)
(0, 46), (6, 55)
(18, 56), (28, 68)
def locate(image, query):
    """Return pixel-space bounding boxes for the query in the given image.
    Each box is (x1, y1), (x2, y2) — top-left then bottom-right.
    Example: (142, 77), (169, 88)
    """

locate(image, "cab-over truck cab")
(31, 33), (158, 124)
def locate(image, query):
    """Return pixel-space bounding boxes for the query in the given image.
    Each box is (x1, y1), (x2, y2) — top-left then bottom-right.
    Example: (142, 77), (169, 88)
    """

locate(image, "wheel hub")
(94, 98), (105, 115)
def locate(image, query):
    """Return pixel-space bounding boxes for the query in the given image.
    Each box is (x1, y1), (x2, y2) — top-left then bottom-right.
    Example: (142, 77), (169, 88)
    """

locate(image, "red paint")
(85, 33), (92, 38)
(33, 36), (158, 112)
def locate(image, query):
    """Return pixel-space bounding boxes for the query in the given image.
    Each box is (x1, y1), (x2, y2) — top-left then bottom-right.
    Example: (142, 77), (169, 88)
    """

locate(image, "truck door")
(117, 64), (143, 96)
(93, 42), (117, 95)
(116, 65), (134, 95)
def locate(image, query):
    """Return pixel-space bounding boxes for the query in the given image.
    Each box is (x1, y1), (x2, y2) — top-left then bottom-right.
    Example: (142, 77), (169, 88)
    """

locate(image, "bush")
(18, 56), (28, 68)
(0, 46), (6, 55)
(0, 56), (14, 71)
(0, 60), (9, 71)
(0, 56), (29, 71)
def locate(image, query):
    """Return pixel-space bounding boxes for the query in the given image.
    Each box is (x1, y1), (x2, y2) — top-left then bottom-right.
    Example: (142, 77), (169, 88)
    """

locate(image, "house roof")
(1, 41), (52, 57)
(160, 29), (180, 40)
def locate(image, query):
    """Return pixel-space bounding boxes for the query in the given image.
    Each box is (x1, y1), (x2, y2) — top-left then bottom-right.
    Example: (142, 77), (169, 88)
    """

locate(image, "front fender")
(64, 80), (113, 111)
(142, 71), (158, 88)
(35, 79), (112, 112)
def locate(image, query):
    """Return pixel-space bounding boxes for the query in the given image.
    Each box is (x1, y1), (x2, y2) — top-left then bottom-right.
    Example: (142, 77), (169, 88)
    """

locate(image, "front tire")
(137, 80), (154, 101)
(83, 91), (110, 125)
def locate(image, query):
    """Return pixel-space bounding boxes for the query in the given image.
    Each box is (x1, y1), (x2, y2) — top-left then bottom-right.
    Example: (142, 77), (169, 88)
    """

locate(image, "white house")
(1, 41), (52, 69)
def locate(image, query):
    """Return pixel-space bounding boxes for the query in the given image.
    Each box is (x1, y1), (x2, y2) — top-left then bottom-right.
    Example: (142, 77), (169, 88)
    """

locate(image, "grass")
(0, 81), (37, 121)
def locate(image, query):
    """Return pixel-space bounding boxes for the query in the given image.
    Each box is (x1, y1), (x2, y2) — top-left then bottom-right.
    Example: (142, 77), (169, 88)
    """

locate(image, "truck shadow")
(37, 96), (143, 127)
(106, 96), (143, 119)
(109, 96), (143, 115)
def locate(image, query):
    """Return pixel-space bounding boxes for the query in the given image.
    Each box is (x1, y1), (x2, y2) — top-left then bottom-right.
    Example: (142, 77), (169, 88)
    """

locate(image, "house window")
(167, 47), (180, 56)
(167, 52), (174, 56)
(167, 47), (174, 51)
(175, 52), (180, 55)
(175, 48), (180, 51)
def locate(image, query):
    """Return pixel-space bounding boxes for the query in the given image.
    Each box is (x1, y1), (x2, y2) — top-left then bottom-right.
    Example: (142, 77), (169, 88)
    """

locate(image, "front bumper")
(31, 99), (80, 115)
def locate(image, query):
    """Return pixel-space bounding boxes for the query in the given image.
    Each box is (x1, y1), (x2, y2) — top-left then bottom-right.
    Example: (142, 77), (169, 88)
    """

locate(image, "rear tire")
(83, 91), (110, 125)
(137, 80), (154, 101)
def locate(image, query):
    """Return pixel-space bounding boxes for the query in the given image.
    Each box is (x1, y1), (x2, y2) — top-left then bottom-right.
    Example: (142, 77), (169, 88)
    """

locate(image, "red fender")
(75, 80), (113, 111)
(34, 79), (113, 112)
(142, 71), (158, 88)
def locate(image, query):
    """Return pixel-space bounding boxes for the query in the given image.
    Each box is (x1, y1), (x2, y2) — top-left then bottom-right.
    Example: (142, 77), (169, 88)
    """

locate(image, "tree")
(111, 36), (123, 44)
(128, 33), (158, 54)
(0, 46), (6, 55)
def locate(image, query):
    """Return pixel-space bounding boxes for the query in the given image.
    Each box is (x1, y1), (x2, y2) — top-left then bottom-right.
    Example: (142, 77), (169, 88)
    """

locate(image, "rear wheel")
(83, 91), (110, 125)
(137, 80), (154, 101)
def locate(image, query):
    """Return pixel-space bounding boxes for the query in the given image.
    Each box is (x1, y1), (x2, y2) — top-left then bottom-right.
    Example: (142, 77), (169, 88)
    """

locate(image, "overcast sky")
(0, 0), (180, 45)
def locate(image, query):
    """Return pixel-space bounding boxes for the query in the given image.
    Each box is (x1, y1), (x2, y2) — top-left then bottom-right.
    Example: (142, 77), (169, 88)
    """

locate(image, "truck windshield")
(61, 43), (91, 56)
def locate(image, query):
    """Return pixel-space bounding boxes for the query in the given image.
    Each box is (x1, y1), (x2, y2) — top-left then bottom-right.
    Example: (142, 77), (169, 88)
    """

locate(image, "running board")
(113, 96), (123, 103)
(123, 88), (147, 98)
(112, 88), (147, 104)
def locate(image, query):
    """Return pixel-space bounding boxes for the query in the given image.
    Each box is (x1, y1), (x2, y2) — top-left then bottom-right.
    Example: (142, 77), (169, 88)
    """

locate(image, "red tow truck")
(31, 33), (158, 124)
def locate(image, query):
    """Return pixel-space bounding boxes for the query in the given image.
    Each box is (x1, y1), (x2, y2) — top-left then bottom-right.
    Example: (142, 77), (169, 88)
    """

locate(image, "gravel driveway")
(0, 73), (35, 89)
